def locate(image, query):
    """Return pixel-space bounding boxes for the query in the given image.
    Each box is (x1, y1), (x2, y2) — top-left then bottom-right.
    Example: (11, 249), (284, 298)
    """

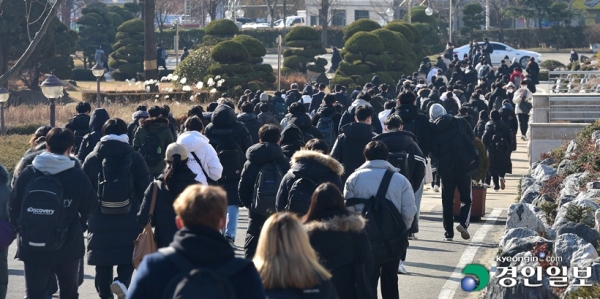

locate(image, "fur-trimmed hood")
(291, 150), (344, 176)
(140, 116), (169, 127)
(305, 213), (365, 233)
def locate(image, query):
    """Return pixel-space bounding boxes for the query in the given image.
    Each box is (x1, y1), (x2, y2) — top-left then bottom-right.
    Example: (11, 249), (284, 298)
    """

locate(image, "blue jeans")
(407, 180), (424, 234)
(224, 205), (239, 239)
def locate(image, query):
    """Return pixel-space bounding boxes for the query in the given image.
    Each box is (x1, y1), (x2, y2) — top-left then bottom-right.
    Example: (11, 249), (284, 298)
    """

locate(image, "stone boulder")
(587, 181), (600, 190)
(591, 130), (600, 141)
(556, 159), (574, 176)
(554, 233), (599, 268)
(595, 209), (600, 234)
(531, 163), (557, 182)
(575, 190), (600, 202)
(559, 172), (587, 198)
(532, 194), (554, 207)
(520, 175), (535, 193)
(564, 140), (577, 158)
(520, 184), (541, 204)
(555, 221), (600, 247)
(569, 257), (600, 285)
(507, 203), (547, 235)
(498, 236), (553, 267)
(558, 194), (576, 207)
(499, 227), (539, 249)
(484, 276), (558, 299)
(554, 199), (599, 229)
(508, 251), (541, 271)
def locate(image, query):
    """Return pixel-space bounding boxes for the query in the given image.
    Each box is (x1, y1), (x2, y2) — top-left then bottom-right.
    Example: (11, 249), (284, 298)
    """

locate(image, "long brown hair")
(303, 183), (350, 223)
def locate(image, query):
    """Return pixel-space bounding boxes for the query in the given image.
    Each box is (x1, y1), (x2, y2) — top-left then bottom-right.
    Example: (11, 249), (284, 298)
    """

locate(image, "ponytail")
(164, 154), (190, 191)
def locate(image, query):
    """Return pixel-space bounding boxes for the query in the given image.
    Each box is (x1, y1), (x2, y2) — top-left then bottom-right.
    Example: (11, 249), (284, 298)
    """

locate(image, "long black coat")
(526, 61), (540, 85)
(137, 168), (197, 248)
(77, 108), (110, 162)
(305, 213), (373, 299)
(429, 115), (475, 177)
(499, 105), (518, 152)
(82, 139), (151, 266)
(482, 121), (513, 175)
(331, 122), (377, 183)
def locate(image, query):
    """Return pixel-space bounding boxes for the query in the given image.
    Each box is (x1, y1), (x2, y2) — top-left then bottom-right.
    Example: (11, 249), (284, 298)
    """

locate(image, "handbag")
(132, 181), (158, 269)
(424, 158), (433, 185)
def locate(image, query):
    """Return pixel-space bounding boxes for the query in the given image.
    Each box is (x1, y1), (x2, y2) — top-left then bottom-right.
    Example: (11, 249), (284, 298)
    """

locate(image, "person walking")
(429, 104), (474, 241)
(9, 128), (98, 299)
(77, 108), (110, 162)
(180, 47), (189, 61)
(570, 49), (579, 63)
(128, 185), (266, 299)
(253, 213), (339, 299)
(513, 83), (533, 140)
(156, 44), (167, 71)
(499, 100), (518, 154)
(237, 102), (261, 144)
(304, 183), (374, 299)
(344, 141), (416, 299)
(0, 164), (12, 299)
(482, 111), (513, 191)
(66, 101), (92, 155)
(95, 46), (106, 66)
(127, 106), (149, 145)
(309, 83), (327, 114)
(133, 106), (174, 178)
(526, 57), (540, 85)
(338, 93), (383, 134)
(474, 110), (490, 140)
(482, 37), (493, 65)
(82, 118), (151, 299)
(176, 116), (222, 185)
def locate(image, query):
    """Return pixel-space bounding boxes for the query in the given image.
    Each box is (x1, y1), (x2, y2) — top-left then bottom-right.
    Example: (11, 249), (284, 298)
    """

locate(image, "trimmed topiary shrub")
(283, 26), (327, 74)
(109, 18), (144, 80)
(232, 35), (266, 64)
(173, 47), (215, 87)
(412, 22), (443, 55)
(210, 41), (249, 64)
(540, 60), (566, 71)
(203, 19), (238, 46)
(343, 19), (381, 41)
(345, 32), (384, 56)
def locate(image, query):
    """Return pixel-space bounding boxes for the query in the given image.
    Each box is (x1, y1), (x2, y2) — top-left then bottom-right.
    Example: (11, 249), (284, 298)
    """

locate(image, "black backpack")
(452, 118), (480, 177)
(159, 247), (251, 299)
(286, 175), (322, 216)
(73, 129), (90, 155)
(251, 162), (284, 217)
(346, 170), (408, 263)
(98, 154), (133, 215)
(18, 169), (68, 252)
(215, 127), (245, 183)
(316, 113), (337, 148)
(388, 150), (413, 180)
(139, 126), (168, 167)
(490, 124), (509, 154)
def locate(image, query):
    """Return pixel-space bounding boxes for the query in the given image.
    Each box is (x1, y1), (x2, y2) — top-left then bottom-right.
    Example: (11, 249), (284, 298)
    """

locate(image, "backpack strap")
(376, 169), (395, 200)
(148, 181), (158, 220)
(159, 247), (251, 278)
(191, 152), (211, 183)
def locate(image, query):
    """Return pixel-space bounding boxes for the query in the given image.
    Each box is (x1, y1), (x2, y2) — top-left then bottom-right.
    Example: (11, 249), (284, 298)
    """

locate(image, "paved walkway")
(5, 138), (530, 298)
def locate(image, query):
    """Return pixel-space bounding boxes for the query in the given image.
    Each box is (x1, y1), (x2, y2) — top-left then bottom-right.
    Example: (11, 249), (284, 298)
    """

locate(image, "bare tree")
(188, 0), (225, 23)
(475, 0), (509, 41)
(155, 0), (181, 40)
(306, 0), (339, 47)
(265, 0), (279, 27)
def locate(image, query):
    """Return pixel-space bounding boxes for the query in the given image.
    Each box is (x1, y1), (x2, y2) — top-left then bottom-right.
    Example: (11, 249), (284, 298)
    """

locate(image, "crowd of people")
(0, 38), (538, 298)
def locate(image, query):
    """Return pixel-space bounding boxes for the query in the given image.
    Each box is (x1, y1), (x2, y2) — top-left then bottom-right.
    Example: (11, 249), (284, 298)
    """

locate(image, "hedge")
(232, 35), (267, 58)
(343, 19), (381, 41)
(155, 28), (206, 49)
(453, 26), (587, 49)
(205, 19), (238, 36)
(345, 32), (384, 56)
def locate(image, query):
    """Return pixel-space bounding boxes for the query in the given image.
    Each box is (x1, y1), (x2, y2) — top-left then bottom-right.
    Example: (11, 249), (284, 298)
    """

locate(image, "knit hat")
(165, 143), (188, 162)
(430, 103), (447, 119)
(399, 92), (416, 104)
(260, 93), (269, 102)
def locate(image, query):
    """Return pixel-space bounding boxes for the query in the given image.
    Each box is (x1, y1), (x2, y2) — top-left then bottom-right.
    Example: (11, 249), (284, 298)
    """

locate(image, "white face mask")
(508, 88), (514, 93)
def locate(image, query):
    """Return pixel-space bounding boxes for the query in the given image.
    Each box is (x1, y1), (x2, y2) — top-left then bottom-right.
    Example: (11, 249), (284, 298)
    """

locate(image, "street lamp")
(91, 63), (105, 108)
(225, 0), (244, 24)
(398, 0), (413, 24)
(425, 6), (433, 16)
(40, 75), (64, 127)
(0, 86), (9, 136)
(386, 8), (394, 19)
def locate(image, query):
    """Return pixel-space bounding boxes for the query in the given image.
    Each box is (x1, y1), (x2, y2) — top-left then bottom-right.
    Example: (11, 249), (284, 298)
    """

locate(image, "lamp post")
(225, 0), (244, 24)
(449, 0), (453, 44)
(0, 86), (9, 136)
(40, 75), (64, 127)
(91, 63), (105, 108)
(398, 0), (413, 23)
(385, 7), (394, 22)
(425, 5), (433, 16)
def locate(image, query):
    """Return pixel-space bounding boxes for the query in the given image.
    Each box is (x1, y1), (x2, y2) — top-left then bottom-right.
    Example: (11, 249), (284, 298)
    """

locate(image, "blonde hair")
(173, 185), (227, 230)
(253, 213), (331, 290)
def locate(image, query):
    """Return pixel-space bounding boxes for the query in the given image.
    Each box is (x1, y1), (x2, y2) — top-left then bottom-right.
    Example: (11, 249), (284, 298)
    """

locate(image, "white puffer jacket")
(177, 131), (223, 184)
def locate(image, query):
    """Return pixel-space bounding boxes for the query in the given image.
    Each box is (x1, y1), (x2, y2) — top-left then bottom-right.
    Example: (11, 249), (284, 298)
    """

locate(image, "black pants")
(485, 173), (491, 185)
(492, 173), (506, 190)
(244, 215), (266, 260)
(370, 259), (400, 299)
(441, 174), (472, 237)
(431, 170), (441, 188)
(0, 249), (6, 299)
(24, 259), (80, 299)
(95, 264), (134, 299)
(517, 113), (529, 136)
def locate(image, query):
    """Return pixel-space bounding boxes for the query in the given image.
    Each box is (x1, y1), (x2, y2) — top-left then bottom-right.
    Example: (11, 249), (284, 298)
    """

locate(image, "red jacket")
(509, 70), (524, 85)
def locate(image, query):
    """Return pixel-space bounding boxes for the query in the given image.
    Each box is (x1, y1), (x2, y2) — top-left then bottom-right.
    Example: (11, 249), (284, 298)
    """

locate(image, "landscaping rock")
(520, 175), (535, 193)
(484, 276), (558, 299)
(508, 251), (541, 272)
(596, 139), (600, 149)
(591, 130), (600, 141)
(569, 257), (600, 285)
(556, 159), (574, 175)
(587, 181), (600, 190)
(595, 209), (600, 234)
(520, 185), (540, 204)
(532, 194), (554, 207)
(555, 221), (600, 247)
(531, 163), (556, 182)
(558, 194), (576, 207)
(507, 203), (547, 235)
(554, 233), (599, 268)
(554, 199), (600, 228)
(565, 140), (577, 158)
(499, 228), (539, 249)
(499, 236), (553, 267)
(575, 190), (600, 202)
(559, 172), (587, 198)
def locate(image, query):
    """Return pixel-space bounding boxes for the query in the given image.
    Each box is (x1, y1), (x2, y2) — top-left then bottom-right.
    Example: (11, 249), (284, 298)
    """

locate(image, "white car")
(453, 42), (542, 67)
(241, 22), (270, 29)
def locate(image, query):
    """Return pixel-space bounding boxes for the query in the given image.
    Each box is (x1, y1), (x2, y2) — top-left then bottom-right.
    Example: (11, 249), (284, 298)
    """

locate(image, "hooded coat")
(280, 124), (306, 159)
(237, 112), (261, 144)
(66, 113), (91, 154)
(82, 136), (151, 265)
(312, 105), (342, 138)
(133, 117), (174, 174)
(77, 108), (110, 162)
(137, 167), (198, 248)
(204, 105), (252, 206)
(290, 113), (324, 140)
(176, 131), (222, 184)
(127, 226), (266, 299)
(392, 104), (432, 156)
(482, 120), (513, 175)
(238, 142), (290, 213)
(12, 148), (81, 188)
(257, 112), (280, 129)
(331, 122), (377, 183)
(305, 213), (373, 299)
(429, 114), (475, 177)
(128, 110), (149, 145)
(9, 153), (97, 264)
(499, 104), (518, 152)
(338, 99), (383, 134)
(276, 150), (344, 213)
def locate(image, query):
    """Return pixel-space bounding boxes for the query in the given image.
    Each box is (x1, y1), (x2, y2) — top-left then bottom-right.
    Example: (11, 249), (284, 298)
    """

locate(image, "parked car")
(453, 42), (542, 67)
(274, 16), (305, 28)
(241, 22), (270, 29)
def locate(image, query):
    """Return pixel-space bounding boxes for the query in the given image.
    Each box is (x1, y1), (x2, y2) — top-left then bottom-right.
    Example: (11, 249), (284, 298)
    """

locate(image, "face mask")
(508, 88), (514, 93)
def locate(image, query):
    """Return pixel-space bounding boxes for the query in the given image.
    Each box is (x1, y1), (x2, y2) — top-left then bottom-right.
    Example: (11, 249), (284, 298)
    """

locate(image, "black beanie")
(399, 92), (417, 104)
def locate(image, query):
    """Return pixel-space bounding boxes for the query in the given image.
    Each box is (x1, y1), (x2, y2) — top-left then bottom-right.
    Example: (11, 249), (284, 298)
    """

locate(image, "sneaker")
(408, 233), (418, 240)
(456, 224), (471, 240)
(443, 233), (453, 241)
(397, 261), (408, 274)
(521, 135), (528, 141)
(500, 178), (506, 190)
(433, 185), (440, 192)
(494, 187), (500, 192)
(110, 280), (127, 299)
(483, 183), (489, 189)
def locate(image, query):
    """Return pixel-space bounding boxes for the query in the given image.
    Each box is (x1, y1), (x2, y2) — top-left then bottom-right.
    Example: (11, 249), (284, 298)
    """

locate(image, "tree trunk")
(144, 0), (157, 80)
(266, 0), (276, 28)
(320, 2), (328, 48)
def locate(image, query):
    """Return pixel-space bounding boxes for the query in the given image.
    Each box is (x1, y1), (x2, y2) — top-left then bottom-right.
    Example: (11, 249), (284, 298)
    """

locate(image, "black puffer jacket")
(499, 104), (518, 152)
(280, 124), (306, 159)
(66, 113), (91, 154)
(305, 212), (373, 299)
(372, 130), (425, 192)
(276, 150), (344, 213)
(312, 105), (342, 138)
(482, 120), (513, 175)
(137, 168), (197, 248)
(11, 149), (81, 188)
(429, 115), (475, 177)
(392, 104), (432, 156)
(237, 112), (261, 144)
(77, 108), (110, 162)
(331, 122), (376, 183)
(82, 138), (151, 266)
(204, 105), (252, 206)
(238, 143), (290, 215)
(290, 113), (324, 140)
